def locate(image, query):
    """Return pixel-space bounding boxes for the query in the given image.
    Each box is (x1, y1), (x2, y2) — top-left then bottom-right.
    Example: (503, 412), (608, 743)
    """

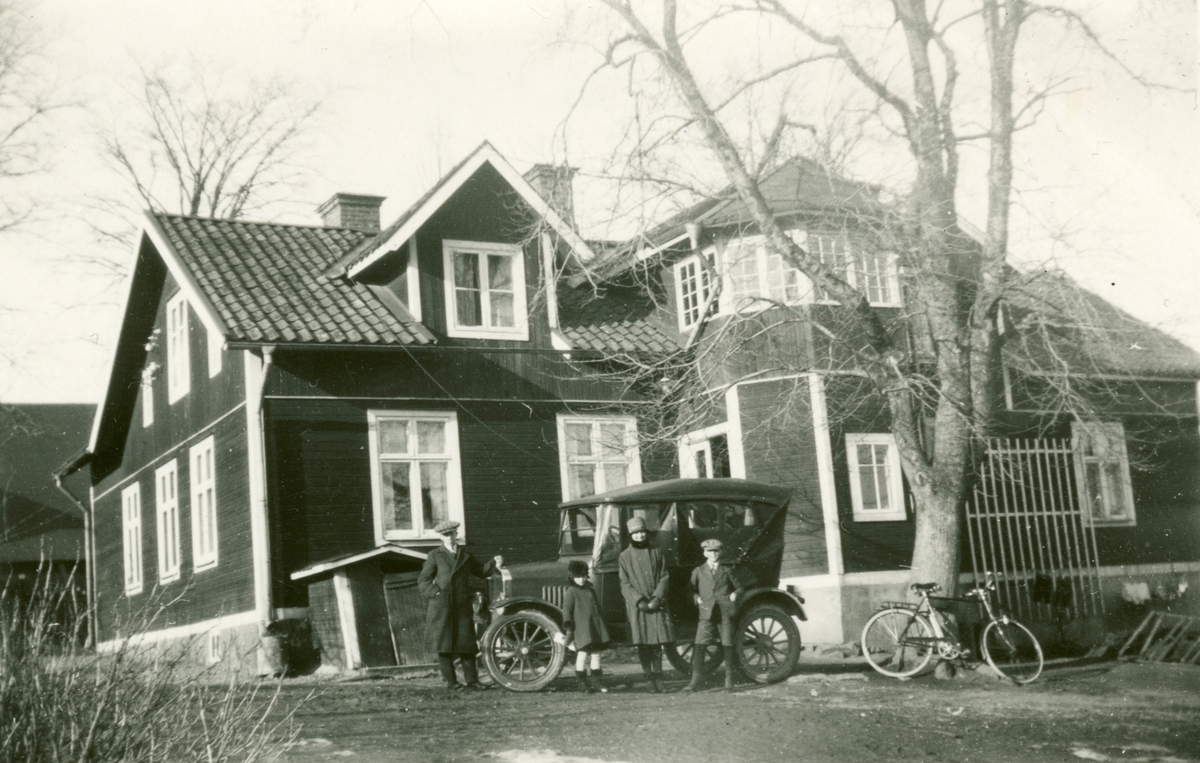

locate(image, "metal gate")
(965, 438), (1105, 624)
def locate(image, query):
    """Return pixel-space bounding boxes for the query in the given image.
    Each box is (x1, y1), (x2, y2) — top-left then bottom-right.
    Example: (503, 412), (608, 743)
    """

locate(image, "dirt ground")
(274, 656), (1200, 763)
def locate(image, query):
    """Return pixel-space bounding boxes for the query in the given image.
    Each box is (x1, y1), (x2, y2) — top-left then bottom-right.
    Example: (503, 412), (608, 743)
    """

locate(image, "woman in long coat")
(418, 520), (500, 690)
(618, 515), (673, 692)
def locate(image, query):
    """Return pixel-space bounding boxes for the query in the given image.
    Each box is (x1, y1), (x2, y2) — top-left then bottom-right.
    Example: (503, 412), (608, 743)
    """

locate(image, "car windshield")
(559, 506), (597, 556)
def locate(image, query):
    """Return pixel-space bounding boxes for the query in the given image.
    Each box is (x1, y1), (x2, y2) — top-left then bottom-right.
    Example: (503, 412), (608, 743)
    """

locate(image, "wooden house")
(69, 143), (673, 670)
(599, 158), (1200, 645)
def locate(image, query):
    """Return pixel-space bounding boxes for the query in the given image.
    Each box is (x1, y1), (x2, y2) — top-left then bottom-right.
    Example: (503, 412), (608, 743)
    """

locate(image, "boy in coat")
(618, 515), (673, 693)
(418, 520), (502, 690)
(684, 538), (744, 692)
(561, 559), (610, 693)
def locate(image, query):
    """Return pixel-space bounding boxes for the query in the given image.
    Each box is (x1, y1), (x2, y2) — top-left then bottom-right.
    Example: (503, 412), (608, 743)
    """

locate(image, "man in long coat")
(618, 515), (673, 692)
(418, 520), (501, 690)
(684, 538), (743, 692)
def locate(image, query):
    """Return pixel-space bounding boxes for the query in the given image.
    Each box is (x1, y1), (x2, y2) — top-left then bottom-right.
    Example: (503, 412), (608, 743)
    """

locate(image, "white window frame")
(190, 436), (219, 570)
(1072, 420), (1137, 527)
(121, 483), (143, 596)
(717, 234), (809, 316)
(556, 414), (643, 501)
(368, 410), (466, 543)
(155, 459), (181, 583)
(207, 326), (223, 378)
(673, 253), (714, 331)
(679, 423), (731, 479)
(166, 292), (191, 403)
(846, 433), (907, 522)
(140, 364), (156, 429)
(441, 239), (528, 341)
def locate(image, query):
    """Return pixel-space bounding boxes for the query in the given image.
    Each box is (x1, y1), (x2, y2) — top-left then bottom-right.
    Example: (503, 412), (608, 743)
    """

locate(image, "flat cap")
(433, 519), (461, 535)
(700, 538), (723, 551)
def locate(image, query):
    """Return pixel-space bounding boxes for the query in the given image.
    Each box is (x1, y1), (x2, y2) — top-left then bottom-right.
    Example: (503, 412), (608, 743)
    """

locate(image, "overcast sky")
(0, 0), (1196, 403)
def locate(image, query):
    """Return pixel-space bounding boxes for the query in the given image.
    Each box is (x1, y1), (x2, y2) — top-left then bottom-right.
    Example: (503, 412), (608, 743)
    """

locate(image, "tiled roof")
(153, 214), (435, 346)
(558, 282), (678, 354)
(1003, 272), (1200, 379)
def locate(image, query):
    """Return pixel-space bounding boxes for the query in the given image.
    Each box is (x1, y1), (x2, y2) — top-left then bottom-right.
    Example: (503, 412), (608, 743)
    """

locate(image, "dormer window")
(442, 239), (528, 341)
(674, 254), (714, 331)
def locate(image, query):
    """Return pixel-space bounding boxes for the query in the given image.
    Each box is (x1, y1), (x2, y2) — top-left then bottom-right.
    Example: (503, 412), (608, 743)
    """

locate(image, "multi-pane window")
(809, 233), (851, 303)
(674, 255), (714, 330)
(722, 235), (804, 312)
(369, 411), (464, 541)
(855, 250), (896, 305)
(190, 436), (218, 570)
(155, 460), (181, 583)
(166, 292), (190, 403)
(846, 433), (907, 521)
(1072, 421), (1136, 526)
(442, 240), (527, 340)
(557, 415), (642, 500)
(121, 483), (143, 595)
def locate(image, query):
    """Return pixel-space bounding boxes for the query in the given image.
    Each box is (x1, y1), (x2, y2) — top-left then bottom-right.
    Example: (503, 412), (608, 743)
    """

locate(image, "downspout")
(244, 346), (276, 636)
(54, 452), (94, 649)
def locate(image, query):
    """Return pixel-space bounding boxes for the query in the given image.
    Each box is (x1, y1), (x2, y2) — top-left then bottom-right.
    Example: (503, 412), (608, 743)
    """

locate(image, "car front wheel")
(480, 610), (566, 692)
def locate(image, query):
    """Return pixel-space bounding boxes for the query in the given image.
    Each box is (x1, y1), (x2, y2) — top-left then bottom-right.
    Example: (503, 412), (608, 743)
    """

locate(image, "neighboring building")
(70, 143), (672, 670)
(610, 158), (1200, 644)
(0, 404), (93, 610)
(69, 144), (1200, 670)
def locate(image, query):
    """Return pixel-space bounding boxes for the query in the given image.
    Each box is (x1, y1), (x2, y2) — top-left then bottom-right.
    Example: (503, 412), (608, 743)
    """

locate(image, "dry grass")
(0, 568), (306, 763)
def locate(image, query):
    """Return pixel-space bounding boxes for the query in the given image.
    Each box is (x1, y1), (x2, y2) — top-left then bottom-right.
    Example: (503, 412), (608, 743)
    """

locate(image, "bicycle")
(860, 575), (1044, 685)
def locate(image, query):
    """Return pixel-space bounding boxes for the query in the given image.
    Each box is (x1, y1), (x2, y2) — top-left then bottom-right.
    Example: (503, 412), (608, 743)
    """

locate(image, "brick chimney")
(523, 164), (577, 227)
(317, 193), (386, 232)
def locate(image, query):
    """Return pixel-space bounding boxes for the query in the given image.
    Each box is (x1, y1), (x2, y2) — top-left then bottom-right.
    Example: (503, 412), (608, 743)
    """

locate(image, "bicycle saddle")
(911, 582), (940, 592)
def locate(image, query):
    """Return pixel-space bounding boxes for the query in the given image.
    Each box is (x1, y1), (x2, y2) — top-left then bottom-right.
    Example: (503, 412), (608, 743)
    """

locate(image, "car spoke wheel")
(734, 603), (801, 684)
(665, 641), (724, 676)
(861, 607), (935, 679)
(481, 610), (565, 692)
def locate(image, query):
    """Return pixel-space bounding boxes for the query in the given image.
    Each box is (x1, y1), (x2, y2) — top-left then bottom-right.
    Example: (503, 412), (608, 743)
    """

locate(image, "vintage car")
(480, 478), (807, 691)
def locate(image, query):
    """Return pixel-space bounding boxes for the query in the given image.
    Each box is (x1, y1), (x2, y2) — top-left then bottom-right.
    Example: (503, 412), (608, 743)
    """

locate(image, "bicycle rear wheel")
(981, 619), (1043, 684)
(861, 608), (934, 678)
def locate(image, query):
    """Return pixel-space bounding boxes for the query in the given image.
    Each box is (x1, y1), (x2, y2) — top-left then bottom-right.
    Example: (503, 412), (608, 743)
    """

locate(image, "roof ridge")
(152, 211), (367, 234)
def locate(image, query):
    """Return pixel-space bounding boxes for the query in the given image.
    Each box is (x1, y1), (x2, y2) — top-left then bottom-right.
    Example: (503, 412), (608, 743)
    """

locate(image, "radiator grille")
(542, 585), (568, 609)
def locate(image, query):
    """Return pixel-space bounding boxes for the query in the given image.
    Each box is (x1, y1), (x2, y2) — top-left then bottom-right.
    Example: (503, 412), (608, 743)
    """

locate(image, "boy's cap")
(701, 539), (723, 551)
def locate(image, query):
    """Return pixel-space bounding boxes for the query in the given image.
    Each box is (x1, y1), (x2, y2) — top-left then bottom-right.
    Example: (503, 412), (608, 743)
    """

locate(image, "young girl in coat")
(562, 559), (611, 693)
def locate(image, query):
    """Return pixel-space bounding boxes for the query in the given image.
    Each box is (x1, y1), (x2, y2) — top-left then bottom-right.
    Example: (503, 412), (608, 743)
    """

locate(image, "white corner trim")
(243, 350), (273, 625)
(407, 237), (423, 322)
(724, 385), (747, 478)
(809, 374), (844, 577)
(333, 570), (361, 670)
(349, 143), (596, 278)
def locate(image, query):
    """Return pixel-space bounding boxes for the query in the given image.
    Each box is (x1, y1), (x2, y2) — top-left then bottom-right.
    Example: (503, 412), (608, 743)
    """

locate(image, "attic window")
(442, 240), (528, 341)
(166, 292), (190, 403)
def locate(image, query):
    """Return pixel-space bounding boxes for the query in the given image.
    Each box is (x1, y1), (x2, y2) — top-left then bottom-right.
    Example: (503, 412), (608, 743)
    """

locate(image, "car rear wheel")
(734, 603), (802, 684)
(480, 610), (566, 692)
(665, 641), (724, 676)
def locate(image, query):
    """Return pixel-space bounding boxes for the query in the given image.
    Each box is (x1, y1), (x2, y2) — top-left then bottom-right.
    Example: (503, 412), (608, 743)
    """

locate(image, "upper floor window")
(724, 235), (804, 310)
(557, 415), (642, 500)
(442, 240), (528, 341)
(846, 433), (907, 522)
(166, 292), (190, 403)
(155, 459), (181, 583)
(121, 483), (143, 596)
(674, 255), (714, 330)
(140, 363), (158, 428)
(1072, 420), (1136, 526)
(190, 436), (218, 570)
(368, 410), (465, 542)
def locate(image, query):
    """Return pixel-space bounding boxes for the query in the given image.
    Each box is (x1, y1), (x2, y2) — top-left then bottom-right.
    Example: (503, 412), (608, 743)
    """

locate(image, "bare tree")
(93, 62), (322, 246)
(0, 0), (56, 233)
(566, 1), (1176, 591)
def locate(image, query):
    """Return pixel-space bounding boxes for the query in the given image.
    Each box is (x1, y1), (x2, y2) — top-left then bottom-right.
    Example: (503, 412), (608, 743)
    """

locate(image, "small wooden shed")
(291, 545), (434, 671)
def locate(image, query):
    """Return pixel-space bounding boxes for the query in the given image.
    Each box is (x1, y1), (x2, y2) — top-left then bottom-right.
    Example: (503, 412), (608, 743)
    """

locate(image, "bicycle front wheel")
(861, 608), (934, 678)
(981, 619), (1043, 684)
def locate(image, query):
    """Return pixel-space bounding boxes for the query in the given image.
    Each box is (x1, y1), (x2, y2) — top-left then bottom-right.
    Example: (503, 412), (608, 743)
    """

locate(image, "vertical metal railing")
(965, 438), (1105, 623)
